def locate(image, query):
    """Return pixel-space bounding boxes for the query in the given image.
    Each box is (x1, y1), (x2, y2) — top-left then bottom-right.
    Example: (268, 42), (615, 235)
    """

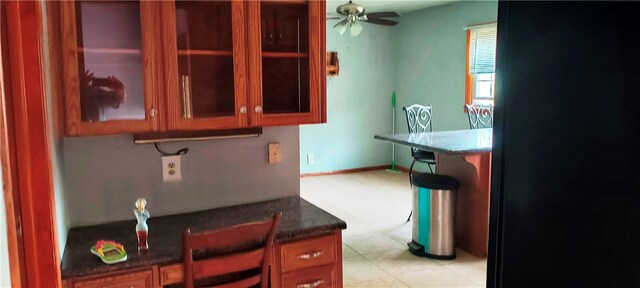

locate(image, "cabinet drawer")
(159, 263), (183, 286)
(282, 264), (335, 288)
(280, 234), (336, 273)
(72, 269), (154, 288)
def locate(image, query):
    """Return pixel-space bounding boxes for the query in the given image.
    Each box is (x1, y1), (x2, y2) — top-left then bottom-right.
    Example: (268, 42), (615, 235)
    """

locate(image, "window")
(465, 23), (497, 107)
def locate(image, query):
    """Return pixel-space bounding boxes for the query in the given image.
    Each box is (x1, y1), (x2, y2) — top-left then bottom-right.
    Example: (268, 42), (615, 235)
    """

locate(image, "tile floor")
(300, 170), (487, 288)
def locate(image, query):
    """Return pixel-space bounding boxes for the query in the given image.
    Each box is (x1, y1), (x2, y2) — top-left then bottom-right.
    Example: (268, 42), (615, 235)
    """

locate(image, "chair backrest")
(403, 104), (433, 156)
(182, 212), (282, 288)
(466, 104), (494, 129)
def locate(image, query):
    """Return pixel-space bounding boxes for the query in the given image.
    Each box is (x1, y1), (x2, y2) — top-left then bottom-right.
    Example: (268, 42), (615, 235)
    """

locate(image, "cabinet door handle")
(298, 250), (324, 259)
(240, 106), (247, 114)
(296, 279), (324, 288)
(254, 105), (263, 113)
(149, 108), (158, 117)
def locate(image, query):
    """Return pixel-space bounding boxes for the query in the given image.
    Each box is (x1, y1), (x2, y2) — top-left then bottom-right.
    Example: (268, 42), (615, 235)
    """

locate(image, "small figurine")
(134, 198), (150, 252)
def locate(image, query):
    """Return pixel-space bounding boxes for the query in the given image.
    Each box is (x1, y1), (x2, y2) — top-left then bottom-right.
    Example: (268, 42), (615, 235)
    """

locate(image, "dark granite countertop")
(61, 196), (346, 279)
(374, 128), (493, 154)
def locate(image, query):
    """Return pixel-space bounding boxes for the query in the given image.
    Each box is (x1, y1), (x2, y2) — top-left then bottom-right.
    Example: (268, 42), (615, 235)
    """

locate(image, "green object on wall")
(387, 91), (401, 173)
(392, 91), (397, 108)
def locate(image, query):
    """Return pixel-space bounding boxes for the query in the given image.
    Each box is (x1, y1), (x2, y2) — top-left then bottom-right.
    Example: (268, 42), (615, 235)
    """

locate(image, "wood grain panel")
(60, 1), (81, 135)
(436, 152), (492, 257)
(0, 2), (27, 286)
(281, 264), (335, 288)
(253, 0), (326, 127)
(231, 0), (249, 128)
(60, 1), (158, 136)
(5, 2), (61, 286)
(72, 269), (154, 288)
(280, 234), (336, 273)
(140, 1), (161, 132)
(161, 0), (247, 131)
(320, 0), (327, 123)
(160, 1), (180, 130)
(246, 0), (263, 127)
(159, 264), (183, 286)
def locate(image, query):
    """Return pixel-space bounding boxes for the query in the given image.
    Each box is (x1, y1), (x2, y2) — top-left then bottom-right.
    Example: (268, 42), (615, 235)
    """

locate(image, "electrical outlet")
(162, 155), (182, 182)
(268, 143), (283, 164)
(307, 153), (315, 165)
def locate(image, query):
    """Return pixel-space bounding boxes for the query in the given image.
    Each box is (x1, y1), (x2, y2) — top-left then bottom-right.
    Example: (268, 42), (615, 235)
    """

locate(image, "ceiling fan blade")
(363, 18), (399, 26)
(327, 16), (343, 20)
(365, 11), (400, 19)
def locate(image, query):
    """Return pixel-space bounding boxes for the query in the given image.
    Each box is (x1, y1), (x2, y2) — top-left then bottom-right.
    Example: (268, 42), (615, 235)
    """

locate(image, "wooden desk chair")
(466, 104), (494, 129)
(182, 212), (282, 288)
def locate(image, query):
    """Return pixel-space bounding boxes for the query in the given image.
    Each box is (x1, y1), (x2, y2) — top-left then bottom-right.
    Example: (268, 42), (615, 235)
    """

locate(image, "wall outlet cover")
(162, 155), (182, 182)
(307, 153), (315, 165)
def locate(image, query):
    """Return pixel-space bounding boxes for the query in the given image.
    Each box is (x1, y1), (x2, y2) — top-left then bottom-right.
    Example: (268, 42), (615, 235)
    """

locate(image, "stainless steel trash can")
(408, 172), (460, 260)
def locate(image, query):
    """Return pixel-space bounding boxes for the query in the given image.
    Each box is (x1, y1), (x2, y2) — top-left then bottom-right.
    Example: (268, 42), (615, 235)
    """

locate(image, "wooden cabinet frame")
(60, 1), (162, 136)
(246, 0), (326, 127)
(160, 0), (249, 131)
(2, 1), (62, 287)
(60, 0), (326, 136)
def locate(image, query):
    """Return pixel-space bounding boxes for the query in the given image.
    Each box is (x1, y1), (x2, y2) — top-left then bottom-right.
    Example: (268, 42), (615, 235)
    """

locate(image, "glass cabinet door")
(248, 0), (324, 126)
(61, 1), (158, 135)
(162, 0), (248, 130)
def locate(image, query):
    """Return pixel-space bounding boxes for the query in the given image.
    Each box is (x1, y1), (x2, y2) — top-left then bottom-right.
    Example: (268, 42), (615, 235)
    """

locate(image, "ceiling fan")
(328, 1), (400, 37)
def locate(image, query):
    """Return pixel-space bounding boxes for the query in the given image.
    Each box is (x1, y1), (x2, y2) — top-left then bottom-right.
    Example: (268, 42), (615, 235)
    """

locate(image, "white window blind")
(468, 24), (497, 74)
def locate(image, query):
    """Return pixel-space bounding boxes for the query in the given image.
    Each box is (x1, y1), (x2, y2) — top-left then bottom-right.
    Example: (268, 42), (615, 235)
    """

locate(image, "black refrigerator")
(488, 1), (640, 287)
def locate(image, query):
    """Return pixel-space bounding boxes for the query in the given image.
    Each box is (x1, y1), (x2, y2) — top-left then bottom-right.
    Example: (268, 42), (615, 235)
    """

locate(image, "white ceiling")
(326, 0), (456, 16)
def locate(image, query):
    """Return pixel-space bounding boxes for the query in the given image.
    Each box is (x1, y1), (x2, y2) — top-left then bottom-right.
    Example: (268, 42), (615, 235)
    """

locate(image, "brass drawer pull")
(298, 250), (324, 259)
(296, 279), (324, 288)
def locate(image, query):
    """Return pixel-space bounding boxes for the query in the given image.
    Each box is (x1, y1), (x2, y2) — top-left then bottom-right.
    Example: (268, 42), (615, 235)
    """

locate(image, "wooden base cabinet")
(63, 267), (159, 288)
(273, 232), (343, 288)
(59, 0), (326, 136)
(62, 231), (342, 288)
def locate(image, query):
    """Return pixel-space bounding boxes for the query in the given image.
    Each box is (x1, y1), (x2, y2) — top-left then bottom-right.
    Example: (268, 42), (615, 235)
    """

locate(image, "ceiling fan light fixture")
(331, 1), (400, 36)
(350, 21), (363, 37)
(333, 18), (348, 35)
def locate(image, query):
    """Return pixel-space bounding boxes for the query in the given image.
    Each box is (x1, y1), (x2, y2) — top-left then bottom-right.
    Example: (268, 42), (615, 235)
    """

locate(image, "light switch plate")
(268, 143), (282, 164)
(162, 155), (182, 182)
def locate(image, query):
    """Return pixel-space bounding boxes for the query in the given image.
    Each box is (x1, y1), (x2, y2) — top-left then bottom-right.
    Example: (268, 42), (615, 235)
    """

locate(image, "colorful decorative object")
(134, 198), (150, 252)
(90, 240), (127, 264)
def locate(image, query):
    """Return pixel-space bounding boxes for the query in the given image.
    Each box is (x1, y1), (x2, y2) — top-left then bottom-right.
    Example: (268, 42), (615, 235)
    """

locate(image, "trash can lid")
(411, 173), (460, 190)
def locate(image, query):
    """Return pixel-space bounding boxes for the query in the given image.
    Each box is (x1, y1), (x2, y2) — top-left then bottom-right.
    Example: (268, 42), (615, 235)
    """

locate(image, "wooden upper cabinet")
(61, 1), (162, 136)
(161, 0), (249, 130)
(247, 0), (326, 126)
(60, 0), (325, 136)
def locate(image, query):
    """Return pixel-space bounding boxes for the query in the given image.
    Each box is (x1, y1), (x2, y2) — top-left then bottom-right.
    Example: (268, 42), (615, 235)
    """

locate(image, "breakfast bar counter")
(375, 128), (492, 257)
(61, 196), (347, 287)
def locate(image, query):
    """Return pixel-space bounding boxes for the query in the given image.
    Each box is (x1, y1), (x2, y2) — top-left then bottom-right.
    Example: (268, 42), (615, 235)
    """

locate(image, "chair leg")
(407, 160), (417, 222)
(409, 160), (416, 186)
(428, 163), (434, 174)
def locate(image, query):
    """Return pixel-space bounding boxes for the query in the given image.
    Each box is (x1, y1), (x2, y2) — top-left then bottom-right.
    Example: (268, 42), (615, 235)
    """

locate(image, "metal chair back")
(403, 104), (433, 156)
(466, 104), (494, 129)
